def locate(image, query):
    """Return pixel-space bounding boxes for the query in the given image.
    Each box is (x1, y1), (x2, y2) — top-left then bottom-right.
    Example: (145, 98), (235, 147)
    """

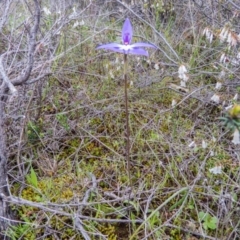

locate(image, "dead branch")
(12, 0), (40, 86)
(0, 193), (143, 224)
(0, 55), (17, 95)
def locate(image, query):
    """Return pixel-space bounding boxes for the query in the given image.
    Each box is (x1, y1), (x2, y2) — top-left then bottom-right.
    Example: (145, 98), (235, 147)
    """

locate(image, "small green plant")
(219, 104), (240, 144)
(199, 211), (218, 230)
(56, 113), (70, 131)
(27, 120), (43, 143)
(7, 224), (33, 240)
(26, 167), (38, 188)
(6, 214), (35, 240)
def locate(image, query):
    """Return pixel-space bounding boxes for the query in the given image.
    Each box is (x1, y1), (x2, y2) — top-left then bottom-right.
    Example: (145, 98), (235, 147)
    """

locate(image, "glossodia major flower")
(96, 18), (156, 56)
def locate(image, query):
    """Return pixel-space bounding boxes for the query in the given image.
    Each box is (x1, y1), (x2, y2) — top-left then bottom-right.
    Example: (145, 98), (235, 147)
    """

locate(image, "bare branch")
(25, 71), (51, 84)
(0, 55), (17, 95)
(12, 0), (40, 86)
(228, 0), (240, 10)
(0, 193), (143, 224)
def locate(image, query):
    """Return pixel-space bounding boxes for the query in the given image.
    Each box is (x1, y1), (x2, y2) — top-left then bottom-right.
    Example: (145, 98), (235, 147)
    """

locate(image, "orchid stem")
(124, 54), (131, 186)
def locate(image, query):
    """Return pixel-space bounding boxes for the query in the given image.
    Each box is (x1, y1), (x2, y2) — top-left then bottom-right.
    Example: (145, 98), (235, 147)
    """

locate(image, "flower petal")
(128, 48), (149, 56)
(131, 42), (157, 49)
(122, 18), (133, 45)
(96, 43), (125, 54)
(97, 43), (149, 56)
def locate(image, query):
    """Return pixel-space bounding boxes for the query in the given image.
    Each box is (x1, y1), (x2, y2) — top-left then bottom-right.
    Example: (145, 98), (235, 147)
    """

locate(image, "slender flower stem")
(124, 54), (132, 237)
(124, 54), (131, 185)
(96, 18), (157, 186)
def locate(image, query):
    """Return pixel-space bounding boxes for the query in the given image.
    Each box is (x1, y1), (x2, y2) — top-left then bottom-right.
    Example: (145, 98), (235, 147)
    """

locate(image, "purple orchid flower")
(96, 18), (156, 56)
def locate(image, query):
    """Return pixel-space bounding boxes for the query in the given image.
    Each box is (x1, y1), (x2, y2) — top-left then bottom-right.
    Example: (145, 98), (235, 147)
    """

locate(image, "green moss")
(99, 223), (117, 240)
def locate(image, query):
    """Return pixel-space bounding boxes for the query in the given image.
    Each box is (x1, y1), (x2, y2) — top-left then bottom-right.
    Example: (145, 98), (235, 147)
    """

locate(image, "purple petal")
(131, 42), (157, 49)
(122, 18), (133, 45)
(96, 43), (125, 54)
(128, 48), (149, 56)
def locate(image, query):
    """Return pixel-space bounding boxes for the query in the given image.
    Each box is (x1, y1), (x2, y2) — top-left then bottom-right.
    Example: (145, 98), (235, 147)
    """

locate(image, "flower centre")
(124, 33), (130, 45)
